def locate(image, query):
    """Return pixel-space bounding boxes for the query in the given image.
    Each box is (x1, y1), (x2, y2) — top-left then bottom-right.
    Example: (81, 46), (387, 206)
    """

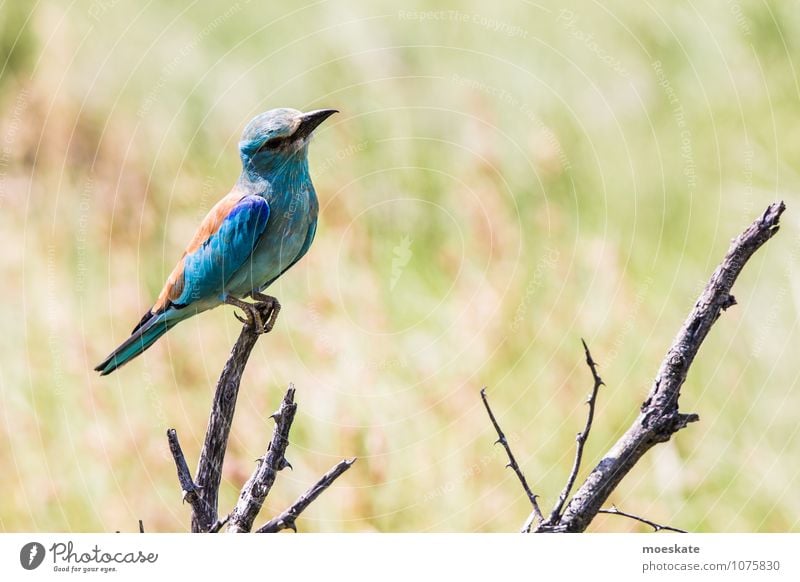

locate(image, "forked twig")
(165, 306), (355, 533)
(536, 202), (786, 532)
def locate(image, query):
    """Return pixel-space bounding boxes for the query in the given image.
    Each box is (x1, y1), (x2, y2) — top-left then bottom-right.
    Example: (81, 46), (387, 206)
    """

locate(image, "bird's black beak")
(296, 108), (338, 139)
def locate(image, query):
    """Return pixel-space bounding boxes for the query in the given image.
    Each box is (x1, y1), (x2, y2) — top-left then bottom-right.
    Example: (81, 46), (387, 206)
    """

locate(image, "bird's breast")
(226, 182), (318, 296)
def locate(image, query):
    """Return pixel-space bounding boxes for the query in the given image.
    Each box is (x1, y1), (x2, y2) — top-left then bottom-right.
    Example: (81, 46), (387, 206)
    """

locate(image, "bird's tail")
(94, 308), (186, 376)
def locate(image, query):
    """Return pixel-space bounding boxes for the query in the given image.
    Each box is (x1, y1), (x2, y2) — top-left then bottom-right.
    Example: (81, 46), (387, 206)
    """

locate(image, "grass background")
(1, 0), (799, 532)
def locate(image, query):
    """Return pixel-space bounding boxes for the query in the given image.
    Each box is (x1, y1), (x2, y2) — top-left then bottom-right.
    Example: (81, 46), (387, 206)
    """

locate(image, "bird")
(95, 107), (337, 375)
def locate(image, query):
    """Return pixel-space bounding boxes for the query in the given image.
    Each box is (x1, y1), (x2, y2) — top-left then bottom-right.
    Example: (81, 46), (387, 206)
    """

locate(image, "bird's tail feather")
(94, 309), (184, 376)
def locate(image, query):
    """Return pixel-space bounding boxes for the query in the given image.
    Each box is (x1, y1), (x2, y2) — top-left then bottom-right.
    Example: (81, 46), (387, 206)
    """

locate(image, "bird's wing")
(150, 191), (270, 314)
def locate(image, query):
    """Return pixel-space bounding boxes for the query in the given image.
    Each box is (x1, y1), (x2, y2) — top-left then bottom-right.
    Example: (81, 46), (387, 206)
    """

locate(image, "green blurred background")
(1, 0), (798, 533)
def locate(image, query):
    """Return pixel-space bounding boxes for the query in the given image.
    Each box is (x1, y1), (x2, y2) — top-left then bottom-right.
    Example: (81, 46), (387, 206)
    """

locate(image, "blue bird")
(95, 108), (337, 375)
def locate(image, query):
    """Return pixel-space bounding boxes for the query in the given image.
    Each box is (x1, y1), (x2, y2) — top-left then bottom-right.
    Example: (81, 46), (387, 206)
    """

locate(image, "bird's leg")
(251, 292), (281, 333)
(224, 296), (265, 332)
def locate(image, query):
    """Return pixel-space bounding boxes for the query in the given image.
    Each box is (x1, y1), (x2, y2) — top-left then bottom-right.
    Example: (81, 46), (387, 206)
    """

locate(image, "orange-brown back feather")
(152, 190), (246, 312)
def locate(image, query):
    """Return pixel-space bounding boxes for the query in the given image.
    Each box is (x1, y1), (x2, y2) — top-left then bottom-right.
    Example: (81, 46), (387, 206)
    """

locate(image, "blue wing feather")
(175, 195), (270, 305)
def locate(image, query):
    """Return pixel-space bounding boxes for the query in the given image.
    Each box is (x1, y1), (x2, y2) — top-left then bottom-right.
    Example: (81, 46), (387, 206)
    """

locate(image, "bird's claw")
(225, 295), (280, 334)
(252, 294), (281, 334)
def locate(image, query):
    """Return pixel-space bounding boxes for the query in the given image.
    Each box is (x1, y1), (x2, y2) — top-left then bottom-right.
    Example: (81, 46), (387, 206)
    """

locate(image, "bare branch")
(547, 339), (605, 524)
(208, 514), (230, 533)
(191, 324), (262, 532)
(537, 201), (785, 532)
(256, 458), (356, 533)
(166, 428), (208, 518)
(227, 386), (298, 532)
(599, 506), (686, 533)
(480, 387), (545, 530)
(163, 300), (352, 533)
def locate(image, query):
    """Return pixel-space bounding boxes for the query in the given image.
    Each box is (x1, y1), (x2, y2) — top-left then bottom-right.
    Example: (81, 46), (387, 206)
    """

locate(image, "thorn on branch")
(599, 506), (687, 533)
(544, 202), (786, 533)
(546, 339), (605, 525)
(165, 301), (354, 534)
(721, 294), (737, 310)
(226, 385), (298, 533)
(256, 458), (357, 533)
(479, 387), (545, 531)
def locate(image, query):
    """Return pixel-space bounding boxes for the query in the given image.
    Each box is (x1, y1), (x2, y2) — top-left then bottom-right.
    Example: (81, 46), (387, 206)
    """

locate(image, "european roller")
(95, 108), (337, 375)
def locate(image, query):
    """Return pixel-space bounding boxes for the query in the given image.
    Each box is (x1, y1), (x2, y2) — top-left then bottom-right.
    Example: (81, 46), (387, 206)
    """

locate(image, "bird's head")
(238, 107), (337, 177)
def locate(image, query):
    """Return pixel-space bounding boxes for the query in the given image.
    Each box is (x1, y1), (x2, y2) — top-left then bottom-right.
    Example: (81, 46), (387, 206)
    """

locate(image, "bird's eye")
(258, 137), (286, 152)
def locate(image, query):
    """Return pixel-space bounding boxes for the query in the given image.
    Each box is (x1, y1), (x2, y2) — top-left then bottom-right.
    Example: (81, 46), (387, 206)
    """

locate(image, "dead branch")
(547, 339), (604, 524)
(540, 201), (785, 532)
(166, 428), (206, 516)
(165, 301), (355, 533)
(598, 506), (686, 533)
(256, 458), (356, 533)
(480, 387), (545, 529)
(482, 202), (785, 533)
(189, 324), (260, 532)
(208, 515), (229, 533)
(227, 386), (298, 532)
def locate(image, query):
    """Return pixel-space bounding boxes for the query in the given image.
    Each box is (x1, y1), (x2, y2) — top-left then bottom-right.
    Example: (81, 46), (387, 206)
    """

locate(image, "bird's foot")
(233, 307), (261, 331)
(251, 292), (281, 333)
(225, 296), (264, 333)
(225, 294), (281, 334)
